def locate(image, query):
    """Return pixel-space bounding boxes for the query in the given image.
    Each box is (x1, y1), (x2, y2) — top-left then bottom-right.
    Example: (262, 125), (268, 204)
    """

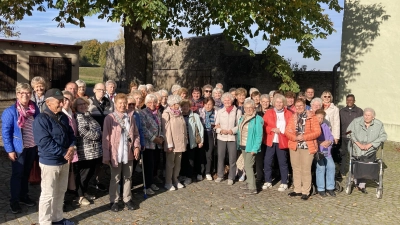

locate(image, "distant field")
(79, 67), (104, 87)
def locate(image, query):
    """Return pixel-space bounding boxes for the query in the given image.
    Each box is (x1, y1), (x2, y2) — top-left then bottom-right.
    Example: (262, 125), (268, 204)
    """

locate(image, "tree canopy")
(0, 0), (342, 91)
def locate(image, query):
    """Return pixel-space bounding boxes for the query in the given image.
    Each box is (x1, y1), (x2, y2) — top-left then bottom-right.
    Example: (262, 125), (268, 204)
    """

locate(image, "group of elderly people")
(2, 78), (388, 221)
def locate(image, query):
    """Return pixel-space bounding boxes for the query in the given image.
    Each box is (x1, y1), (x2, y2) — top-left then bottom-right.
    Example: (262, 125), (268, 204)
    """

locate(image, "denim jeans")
(316, 156), (335, 191)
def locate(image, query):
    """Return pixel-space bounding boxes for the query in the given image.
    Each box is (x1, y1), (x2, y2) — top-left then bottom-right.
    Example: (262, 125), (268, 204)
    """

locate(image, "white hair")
(146, 84), (154, 92)
(138, 85), (147, 91)
(310, 97), (322, 107)
(167, 94), (182, 106)
(260, 94), (270, 101)
(212, 87), (224, 95)
(244, 99), (255, 108)
(171, 84), (181, 94)
(144, 93), (158, 104)
(75, 79), (86, 87)
(16, 83), (32, 94)
(249, 88), (259, 96)
(221, 93), (234, 102)
(105, 80), (116, 87)
(158, 89), (168, 96)
(30, 76), (46, 88)
(364, 107), (376, 117)
(272, 94), (287, 107)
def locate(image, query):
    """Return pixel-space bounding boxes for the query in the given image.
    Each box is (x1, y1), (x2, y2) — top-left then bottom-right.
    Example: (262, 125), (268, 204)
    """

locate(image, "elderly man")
(305, 87), (315, 107)
(105, 80), (117, 102)
(33, 88), (76, 225)
(215, 83), (224, 91)
(65, 82), (78, 98)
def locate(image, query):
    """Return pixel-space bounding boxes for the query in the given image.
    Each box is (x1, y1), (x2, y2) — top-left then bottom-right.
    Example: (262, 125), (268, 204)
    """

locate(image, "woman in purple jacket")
(315, 109), (336, 197)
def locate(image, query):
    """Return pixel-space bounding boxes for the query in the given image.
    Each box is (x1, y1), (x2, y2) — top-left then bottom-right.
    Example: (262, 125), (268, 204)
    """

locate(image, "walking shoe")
(52, 218), (75, 225)
(239, 184), (249, 190)
(153, 176), (163, 184)
(215, 177), (223, 183)
(206, 174), (213, 181)
(110, 203), (119, 212)
(78, 197), (90, 206)
(145, 188), (155, 195)
(239, 173), (246, 182)
(178, 176), (187, 182)
(301, 194), (309, 200)
(227, 179), (234, 185)
(174, 182), (185, 189)
(327, 190), (336, 197)
(10, 202), (22, 214)
(318, 191), (327, 197)
(164, 184), (176, 191)
(278, 184), (288, 192)
(19, 197), (36, 207)
(288, 192), (302, 197)
(197, 174), (203, 181)
(84, 193), (96, 200)
(243, 189), (257, 195)
(262, 182), (272, 190)
(124, 200), (136, 210)
(150, 184), (160, 191)
(183, 178), (192, 185)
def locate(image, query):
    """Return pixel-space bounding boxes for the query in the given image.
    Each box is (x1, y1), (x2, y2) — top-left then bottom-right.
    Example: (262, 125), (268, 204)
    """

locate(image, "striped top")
(22, 115), (36, 148)
(76, 112), (103, 161)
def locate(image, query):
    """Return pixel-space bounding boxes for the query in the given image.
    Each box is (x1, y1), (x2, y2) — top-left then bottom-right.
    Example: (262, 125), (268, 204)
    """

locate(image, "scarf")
(214, 98), (223, 108)
(62, 108), (78, 136)
(169, 107), (182, 117)
(274, 108), (284, 113)
(117, 113), (130, 164)
(205, 110), (214, 129)
(323, 102), (331, 109)
(16, 100), (36, 128)
(226, 105), (234, 114)
(147, 107), (160, 125)
(296, 111), (307, 134)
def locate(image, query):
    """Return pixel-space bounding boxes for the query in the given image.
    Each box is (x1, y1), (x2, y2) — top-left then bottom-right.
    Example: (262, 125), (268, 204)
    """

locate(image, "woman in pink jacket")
(102, 93), (140, 212)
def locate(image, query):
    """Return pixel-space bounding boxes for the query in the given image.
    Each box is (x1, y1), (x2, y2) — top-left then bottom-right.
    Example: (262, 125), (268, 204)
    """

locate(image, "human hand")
(8, 152), (17, 161)
(64, 147), (75, 161)
(321, 141), (331, 148)
(214, 124), (221, 129)
(334, 139), (339, 145)
(134, 147), (140, 160)
(364, 143), (373, 150)
(273, 128), (281, 134)
(227, 130), (233, 135)
(167, 147), (174, 152)
(198, 143), (203, 148)
(103, 160), (111, 166)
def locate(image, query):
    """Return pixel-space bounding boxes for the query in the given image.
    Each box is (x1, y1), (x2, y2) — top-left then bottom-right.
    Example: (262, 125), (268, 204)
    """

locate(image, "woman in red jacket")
(285, 99), (321, 200)
(262, 94), (293, 192)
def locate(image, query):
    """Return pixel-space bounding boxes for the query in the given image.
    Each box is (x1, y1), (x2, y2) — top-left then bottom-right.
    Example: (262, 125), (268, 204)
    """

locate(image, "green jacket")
(236, 114), (264, 153)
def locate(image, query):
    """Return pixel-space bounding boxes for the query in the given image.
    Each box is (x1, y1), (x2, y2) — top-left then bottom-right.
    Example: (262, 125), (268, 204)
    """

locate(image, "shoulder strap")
(91, 97), (105, 117)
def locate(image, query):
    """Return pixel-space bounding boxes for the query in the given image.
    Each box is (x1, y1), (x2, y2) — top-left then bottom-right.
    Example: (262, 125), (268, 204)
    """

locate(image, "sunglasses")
(323, 96), (331, 98)
(128, 103), (136, 107)
(204, 90), (212, 93)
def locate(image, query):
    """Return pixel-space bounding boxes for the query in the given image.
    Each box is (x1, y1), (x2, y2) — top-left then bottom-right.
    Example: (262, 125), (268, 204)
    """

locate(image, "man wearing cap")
(33, 88), (76, 225)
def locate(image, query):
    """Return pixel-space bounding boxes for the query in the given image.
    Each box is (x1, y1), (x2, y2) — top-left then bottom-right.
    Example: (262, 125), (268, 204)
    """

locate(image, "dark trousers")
(340, 138), (350, 175)
(10, 146), (37, 203)
(255, 144), (266, 182)
(153, 146), (161, 176)
(264, 143), (289, 184)
(142, 149), (154, 187)
(181, 145), (195, 178)
(204, 130), (215, 175)
(73, 159), (97, 197)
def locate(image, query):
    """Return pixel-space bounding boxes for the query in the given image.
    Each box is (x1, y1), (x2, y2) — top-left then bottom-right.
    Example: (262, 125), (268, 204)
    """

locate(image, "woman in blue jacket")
(1, 83), (40, 214)
(237, 99), (264, 195)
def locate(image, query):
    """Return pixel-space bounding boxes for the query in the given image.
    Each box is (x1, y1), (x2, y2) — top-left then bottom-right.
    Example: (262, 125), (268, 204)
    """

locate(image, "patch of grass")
(79, 67), (104, 87)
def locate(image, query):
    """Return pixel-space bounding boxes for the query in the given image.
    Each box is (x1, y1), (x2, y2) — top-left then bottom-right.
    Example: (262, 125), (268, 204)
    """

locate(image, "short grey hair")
(138, 85), (147, 91)
(16, 83), (32, 94)
(203, 84), (213, 91)
(260, 94), (270, 101)
(30, 76), (46, 88)
(171, 84), (181, 94)
(272, 94), (287, 107)
(75, 79), (86, 87)
(131, 90), (142, 98)
(105, 80), (116, 87)
(144, 93), (158, 104)
(127, 94), (135, 101)
(269, 90), (276, 96)
(364, 107), (376, 117)
(221, 93), (234, 103)
(249, 88), (259, 96)
(154, 92), (161, 101)
(215, 83), (223, 89)
(158, 89), (168, 96)
(310, 97), (323, 107)
(93, 82), (105, 94)
(146, 84), (154, 92)
(212, 87), (224, 95)
(167, 94), (182, 106)
(244, 99), (255, 108)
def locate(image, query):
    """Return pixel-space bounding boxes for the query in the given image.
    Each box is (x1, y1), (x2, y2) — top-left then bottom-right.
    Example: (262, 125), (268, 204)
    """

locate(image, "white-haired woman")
(321, 91), (340, 144)
(214, 93), (242, 185)
(171, 84), (181, 95)
(30, 76), (47, 112)
(158, 89), (169, 110)
(346, 108), (387, 193)
(139, 94), (164, 194)
(75, 79), (88, 99)
(212, 87), (224, 111)
(162, 95), (187, 190)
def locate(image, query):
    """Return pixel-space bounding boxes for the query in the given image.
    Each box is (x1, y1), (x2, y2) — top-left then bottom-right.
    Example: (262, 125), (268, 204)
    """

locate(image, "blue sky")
(10, 0), (344, 71)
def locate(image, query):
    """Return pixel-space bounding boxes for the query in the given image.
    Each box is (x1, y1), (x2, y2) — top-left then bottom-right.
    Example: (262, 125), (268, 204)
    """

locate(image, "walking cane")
(141, 149), (148, 199)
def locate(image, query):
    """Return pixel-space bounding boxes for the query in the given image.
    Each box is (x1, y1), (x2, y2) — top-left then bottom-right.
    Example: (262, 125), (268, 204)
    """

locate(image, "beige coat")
(324, 103), (340, 140)
(215, 106), (242, 142)
(162, 107), (187, 152)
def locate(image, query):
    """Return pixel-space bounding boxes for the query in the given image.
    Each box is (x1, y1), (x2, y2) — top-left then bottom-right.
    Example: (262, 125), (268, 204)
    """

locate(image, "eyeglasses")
(96, 89), (106, 92)
(77, 102), (88, 106)
(64, 97), (70, 102)
(17, 92), (31, 96)
(204, 90), (212, 93)
(128, 103), (136, 107)
(323, 96), (331, 98)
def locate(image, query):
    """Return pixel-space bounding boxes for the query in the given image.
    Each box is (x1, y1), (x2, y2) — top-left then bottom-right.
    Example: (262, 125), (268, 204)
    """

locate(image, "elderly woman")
(251, 91), (261, 112)
(190, 87), (204, 113)
(75, 79), (88, 98)
(237, 99), (263, 195)
(285, 99), (321, 200)
(285, 91), (296, 113)
(346, 108), (387, 194)
(321, 91), (340, 145)
(257, 94), (271, 117)
(1, 83), (39, 213)
(105, 80), (117, 102)
(171, 84), (181, 95)
(30, 76), (47, 112)
(212, 87), (224, 111)
(129, 81), (138, 93)
(262, 94), (293, 192)
(199, 97), (216, 181)
(180, 99), (204, 184)
(139, 94), (164, 194)
(235, 88), (247, 114)
(177, 87), (189, 100)
(214, 93), (242, 185)
(102, 93), (140, 212)
(203, 84), (213, 98)
(131, 90), (144, 110)
(88, 82), (114, 130)
(138, 85), (148, 101)
(73, 97), (102, 206)
(158, 89), (169, 110)
(162, 95), (187, 190)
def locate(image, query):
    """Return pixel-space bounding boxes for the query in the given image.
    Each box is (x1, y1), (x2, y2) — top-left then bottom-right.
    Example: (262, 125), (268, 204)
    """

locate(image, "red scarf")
(323, 102), (331, 110)
(16, 100), (35, 128)
(226, 105), (234, 114)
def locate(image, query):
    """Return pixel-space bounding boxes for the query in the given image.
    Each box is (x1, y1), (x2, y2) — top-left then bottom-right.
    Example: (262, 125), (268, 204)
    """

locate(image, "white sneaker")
(145, 188), (155, 195)
(78, 197), (90, 206)
(239, 174), (246, 182)
(175, 182), (185, 189)
(227, 179), (234, 185)
(183, 178), (192, 185)
(206, 174), (213, 181)
(164, 184), (176, 191)
(215, 177), (223, 183)
(278, 184), (288, 192)
(150, 184), (159, 191)
(84, 193), (95, 200)
(262, 182), (273, 190)
(197, 174), (203, 181)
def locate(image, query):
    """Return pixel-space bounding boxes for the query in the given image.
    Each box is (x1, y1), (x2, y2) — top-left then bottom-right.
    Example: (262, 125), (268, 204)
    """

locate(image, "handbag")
(278, 133), (288, 149)
(191, 117), (202, 144)
(314, 151), (325, 161)
(29, 149), (41, 185)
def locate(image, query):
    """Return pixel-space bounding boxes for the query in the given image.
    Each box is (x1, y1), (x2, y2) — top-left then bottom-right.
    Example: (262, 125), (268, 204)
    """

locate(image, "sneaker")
(215, 177), (223, 183)
(78, 197), (90, 206)
(183, 178), (192, 185)
(110, 203), (119, 212)
(153, 176), (163, 184)
(239, 173), (246, 182)
(145, 188), (155, 195)
(175, 182), (185, 189)
(327, 190), (336, 197)
(278, 184), (288, 192)
(84, 193), (96, 200)
(10, 202), (22, 214)
(19, 197), (36, 207)
(150, 184), (160, 191)
(244, 189), (257, 195)
(206, 174), (213, 181)
(164, 184), (176, 191)
(227, 179), (234, 185)
(124, 200), (136, 210)
(52, 218), (75, 225)
(197, 174), (203, 181)
(262, 182), (272, 190)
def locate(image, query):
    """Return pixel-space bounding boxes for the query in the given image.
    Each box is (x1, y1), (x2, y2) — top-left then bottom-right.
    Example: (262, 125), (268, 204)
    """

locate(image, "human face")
(33, 83), (45, 97)
(161, 94), (168, 106)
(65, 83), (78, 97)
(230, 91), (236, 99)
(311, 102), (321, 112)
(261, 97), (270, 110)
(16, 89), (32, 106)
(295, 101), (305, 113)
(203, 89), (212, 98)
(204, 100), (214, 112)
(252, 95), (260, 105)
(236, 94), (246, 105)
(94, 84), (106, 100)
(244, 104), (255, 116)
(134, 95), (143, 109)
(76, 99), (89, 113)
(146, 100), (157, 111)
(322, 94), (331, 104)
(192, 91), (201, 100)
(306, 88), (314, 100)
(181, 104), (190, 114)
(77, 85), (86, 97)
(47, 98), (64, 114)
(274, 98), (284, 110)
(172, 103), (180, 111)
(346, 96), (355, 108)
(286, 97), (294, 106)
(180, 92), (188, 99)
(115, 98), (127, 113)
(316, 114), (325, 125)
(130, 86), (138, 93)
(140, 89), (147, 98)
(213, 91), (222, 99)
(63, 94), (73, 110)
(106, 83), (116, 95)
(223, 97), (232, 107)
(127, 99), (136, 113)
(364, 111), (374, 124)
